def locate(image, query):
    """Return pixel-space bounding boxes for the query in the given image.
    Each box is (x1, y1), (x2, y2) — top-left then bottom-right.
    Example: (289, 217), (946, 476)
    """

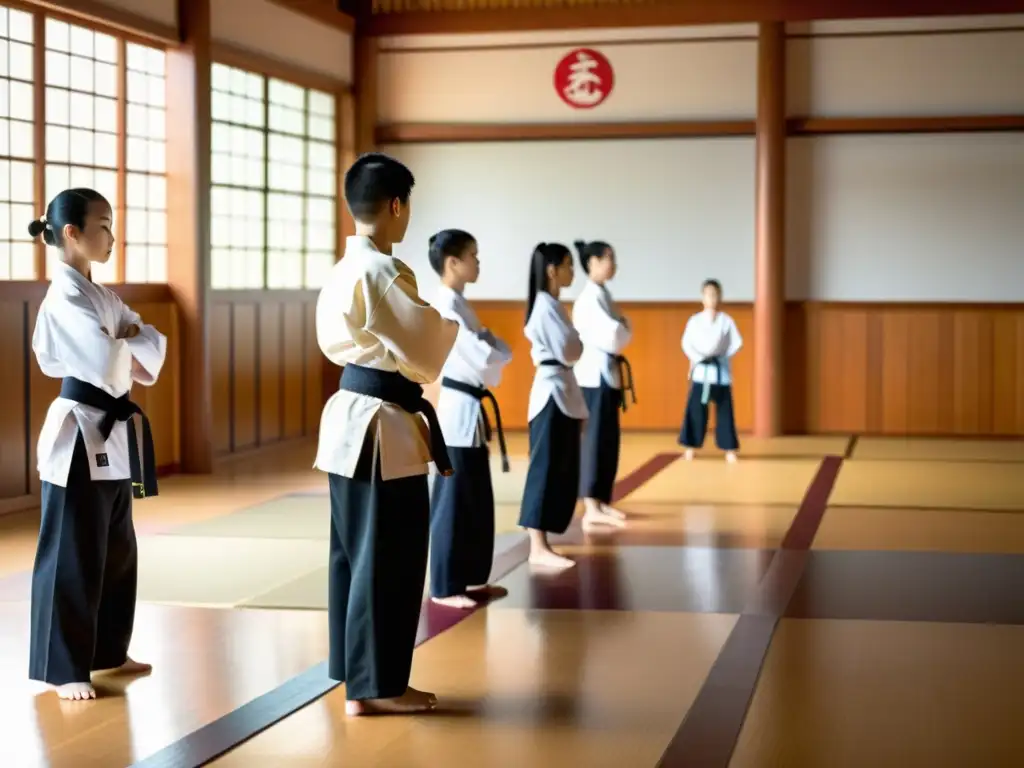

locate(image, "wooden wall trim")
(211, 42), (350, 93)
(212, 290), (320, 304)
(376, 120), (756, 144)
(0, 282), (173, 303)
(376, 115), (1024, 144)
(362, 0), (1024, 36)
(790, 115), (1024, 135)
(18, 0), (178, 45)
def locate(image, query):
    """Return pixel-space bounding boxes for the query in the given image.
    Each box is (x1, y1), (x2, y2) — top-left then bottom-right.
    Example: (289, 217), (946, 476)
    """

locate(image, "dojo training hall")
(0, 0), (1023, 765)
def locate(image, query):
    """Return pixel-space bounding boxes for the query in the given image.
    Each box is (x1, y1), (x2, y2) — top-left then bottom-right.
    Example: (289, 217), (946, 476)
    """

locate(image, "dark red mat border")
(657, 455), (845, 768)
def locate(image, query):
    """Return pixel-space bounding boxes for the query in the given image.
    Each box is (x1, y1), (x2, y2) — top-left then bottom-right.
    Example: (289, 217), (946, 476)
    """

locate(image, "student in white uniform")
(27, 188), (167, 701)
(315, 153), (458, 716)
(679, 279), (743, 462)
(428, 229), (514, 609)
(572, 240), (634, 529)
(518, 242), (586, 569)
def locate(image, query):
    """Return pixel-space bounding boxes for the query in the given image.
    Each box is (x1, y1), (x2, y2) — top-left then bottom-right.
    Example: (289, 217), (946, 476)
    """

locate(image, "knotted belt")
(340, 364), (453, 476)
(440, 377), (509, 473)
(60, 377), (158, 499)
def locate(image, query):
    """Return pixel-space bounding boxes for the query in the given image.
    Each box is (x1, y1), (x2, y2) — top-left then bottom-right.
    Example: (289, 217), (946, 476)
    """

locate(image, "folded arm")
(575, 300), (632, 355)
(118, 302), (167, 385)
(33, 291), (133, 390)
(368, 272), (458, 384)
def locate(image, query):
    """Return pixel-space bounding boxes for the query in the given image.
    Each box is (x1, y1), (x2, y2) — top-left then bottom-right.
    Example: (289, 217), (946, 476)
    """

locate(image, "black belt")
(539, 359), (568, 369)
(441, 377), (509, 473)
(60, 377), (158, 499)
(613, 354), (637, 413)
(339, 364), (453, 476)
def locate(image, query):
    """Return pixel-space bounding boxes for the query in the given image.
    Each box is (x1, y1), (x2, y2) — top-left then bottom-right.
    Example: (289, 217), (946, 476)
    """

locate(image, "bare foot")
(529, 549), (575, 569)
(55, 682), (96, 701)
(600, 503), (627, 520)
(94, 657), (152, 676)
(465, 584), (509, 600)
(684, 448), (695, 461)
(431, 594), (478, 610)
(582, 507), (626, 530)
(725, 451), (738, 463)
(345, 687), (437, 716)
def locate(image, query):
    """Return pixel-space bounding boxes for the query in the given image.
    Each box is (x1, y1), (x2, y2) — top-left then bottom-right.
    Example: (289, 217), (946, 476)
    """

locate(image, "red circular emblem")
(554, 48), (614, 109)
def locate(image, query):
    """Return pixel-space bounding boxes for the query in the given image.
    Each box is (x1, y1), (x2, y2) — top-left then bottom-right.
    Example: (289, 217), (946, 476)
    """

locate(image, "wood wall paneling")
(209, 294), (322, 458)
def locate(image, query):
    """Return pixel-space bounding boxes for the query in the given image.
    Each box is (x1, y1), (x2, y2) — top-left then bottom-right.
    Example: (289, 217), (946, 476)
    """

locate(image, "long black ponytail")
(573, 239), (612, 275)
(526, 242), (571, 324)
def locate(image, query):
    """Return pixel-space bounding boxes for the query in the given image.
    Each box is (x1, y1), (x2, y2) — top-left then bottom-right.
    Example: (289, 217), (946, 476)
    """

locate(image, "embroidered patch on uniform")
(96, 453), (109, 467)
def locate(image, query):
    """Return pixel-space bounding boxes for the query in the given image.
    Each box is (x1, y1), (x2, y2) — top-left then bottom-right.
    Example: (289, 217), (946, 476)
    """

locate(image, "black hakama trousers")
(518, 400), (582, 535)
(579, 384), (622, 504)
(678, 382), (740, 451)
(327, 438), (429, 701)
(29, 434), (137, 686)
(428, 446), (495, 598)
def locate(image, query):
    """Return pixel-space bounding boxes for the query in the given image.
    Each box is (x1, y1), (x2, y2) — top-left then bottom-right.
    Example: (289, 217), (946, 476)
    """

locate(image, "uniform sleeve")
(681, 317), (703, 363)
(32, 291), (133, 389)
(725, 315), (744, 357)
(574, 295), (632, 355)
(367, 272), (458, 384)
(118, 300), (167, 385)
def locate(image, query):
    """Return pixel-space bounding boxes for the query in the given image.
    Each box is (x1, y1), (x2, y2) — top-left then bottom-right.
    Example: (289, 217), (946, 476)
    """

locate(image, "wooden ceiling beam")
(267, 0), (356, 33)
(361, 0), (1024, 36)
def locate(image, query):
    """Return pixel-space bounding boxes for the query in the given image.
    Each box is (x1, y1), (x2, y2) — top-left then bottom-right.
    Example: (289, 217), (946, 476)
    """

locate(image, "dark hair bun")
(28, 219), (46, 238)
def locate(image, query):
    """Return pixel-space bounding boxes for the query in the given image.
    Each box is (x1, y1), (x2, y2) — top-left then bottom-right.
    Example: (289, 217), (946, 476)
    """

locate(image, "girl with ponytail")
(518, 242), (586, 569)
(27, 188), (167, 700)
(571, 239), (634, 529)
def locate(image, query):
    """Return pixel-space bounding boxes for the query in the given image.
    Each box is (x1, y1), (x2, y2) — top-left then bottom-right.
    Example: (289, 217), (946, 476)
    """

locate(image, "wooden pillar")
(166, 0), (213, 473)
(353, 35), (377, 155)
(753, 21), (786, 438)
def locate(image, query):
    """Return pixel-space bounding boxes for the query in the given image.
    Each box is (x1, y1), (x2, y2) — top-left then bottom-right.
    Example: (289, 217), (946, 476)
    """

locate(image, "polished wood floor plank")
(731, 619), (1024, 767)
(209, 610), (740, 768)
(0, 602), (330, 768)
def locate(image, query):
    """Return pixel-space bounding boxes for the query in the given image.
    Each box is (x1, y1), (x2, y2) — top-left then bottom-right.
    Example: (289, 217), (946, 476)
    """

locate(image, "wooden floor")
(1, 433), (1023, 767)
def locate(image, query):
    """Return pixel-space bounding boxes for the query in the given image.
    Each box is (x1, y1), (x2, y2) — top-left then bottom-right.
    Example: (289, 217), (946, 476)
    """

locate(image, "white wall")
(378, 17), (1024, 303)
(786, 133), (1024, 301)
(212, 0), (352, 83)
(385, 138), (756, 302)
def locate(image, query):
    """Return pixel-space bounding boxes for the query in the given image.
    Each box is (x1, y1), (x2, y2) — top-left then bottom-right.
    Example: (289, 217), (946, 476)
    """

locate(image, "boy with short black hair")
(315, 152), (458, 715)
(679, 278), (743, 462)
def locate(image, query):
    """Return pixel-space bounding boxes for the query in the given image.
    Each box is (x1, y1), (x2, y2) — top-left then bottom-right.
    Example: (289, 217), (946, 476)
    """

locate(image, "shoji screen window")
(304, 90), (335, 288)
(43, 18), (118, 281)
(124, 42), (167, 282)
(210, 62), (265, 289)
(0, 6), (35, 279)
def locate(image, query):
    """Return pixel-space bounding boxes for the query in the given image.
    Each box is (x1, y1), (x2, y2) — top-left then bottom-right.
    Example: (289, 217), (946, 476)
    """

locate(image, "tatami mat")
(814, 506), (1024, 554)
(701, 435), (851, 458)
(852, 437), (1024, 463)
(624, 458), (823, 505)
(829, 460), (1024, 511)
(136, 536), (326, 608)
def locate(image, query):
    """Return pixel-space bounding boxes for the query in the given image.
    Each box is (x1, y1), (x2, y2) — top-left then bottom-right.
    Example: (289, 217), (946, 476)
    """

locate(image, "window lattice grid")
(124, 41), (167, 283)
(0, 6), (35, 279)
